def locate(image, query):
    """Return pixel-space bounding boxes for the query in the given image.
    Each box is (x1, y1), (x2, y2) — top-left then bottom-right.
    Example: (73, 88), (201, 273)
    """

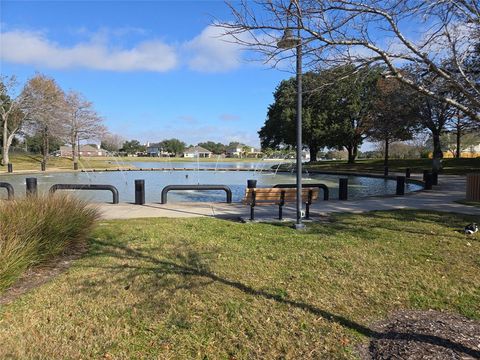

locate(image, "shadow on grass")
(80, 237), (480, 358)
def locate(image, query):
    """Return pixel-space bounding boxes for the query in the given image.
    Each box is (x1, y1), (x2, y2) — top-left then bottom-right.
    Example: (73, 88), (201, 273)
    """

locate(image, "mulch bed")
(361, 310), (480, 359)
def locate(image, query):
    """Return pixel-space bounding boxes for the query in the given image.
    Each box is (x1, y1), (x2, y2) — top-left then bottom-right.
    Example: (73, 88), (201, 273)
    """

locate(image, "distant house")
(146, 143), (161, 157)
(226, 144), (246, 158)
(146, 143), (171, 157)
(60, 145), (108, 157)
(183, 146), (212, 158)
(226, 144), (262, 158)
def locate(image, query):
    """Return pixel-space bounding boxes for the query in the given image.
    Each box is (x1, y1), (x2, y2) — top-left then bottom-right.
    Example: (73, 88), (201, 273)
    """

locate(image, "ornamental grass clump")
(0, 194), (99, 293)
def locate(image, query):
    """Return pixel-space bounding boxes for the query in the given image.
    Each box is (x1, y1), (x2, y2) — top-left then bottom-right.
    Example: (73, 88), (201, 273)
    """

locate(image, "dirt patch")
(0, 243), (87, 306)
(360, 310), (480, 359)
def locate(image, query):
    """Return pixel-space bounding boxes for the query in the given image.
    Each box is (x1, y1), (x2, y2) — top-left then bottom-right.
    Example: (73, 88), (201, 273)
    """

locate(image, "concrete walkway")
(97, 175), (480, 221)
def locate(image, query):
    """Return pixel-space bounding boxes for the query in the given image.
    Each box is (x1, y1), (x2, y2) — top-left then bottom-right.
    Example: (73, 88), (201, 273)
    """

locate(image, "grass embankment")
(0, 195), (99, 292)
(304, 158), (480, 175)
(0, 154), (125, 173)
(118, 156), (263, 163)
(455, 199), (480, 208)
(0, 154), (261, 173)
(0, 211), (478, 359)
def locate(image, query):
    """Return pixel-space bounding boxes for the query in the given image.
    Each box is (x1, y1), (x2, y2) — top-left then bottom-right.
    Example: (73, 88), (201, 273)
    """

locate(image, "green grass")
(0, 211), (479, 359)
(117, 156), (263, 163)
(0, 194), (99, 292)
(304, 158), (480, 175)
(0, 154), (123, 172)
(0, 154), (261, 173)
(455, 199), (480, 208)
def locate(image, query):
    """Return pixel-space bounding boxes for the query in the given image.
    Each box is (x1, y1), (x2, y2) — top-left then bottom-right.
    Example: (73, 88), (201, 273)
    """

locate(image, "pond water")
(0, 161), (422, 203)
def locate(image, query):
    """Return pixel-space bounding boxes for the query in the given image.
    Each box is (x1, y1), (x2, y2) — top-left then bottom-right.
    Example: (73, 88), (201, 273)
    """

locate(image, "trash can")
(466, 173), (480, 201)
(247, 179), (257, 189)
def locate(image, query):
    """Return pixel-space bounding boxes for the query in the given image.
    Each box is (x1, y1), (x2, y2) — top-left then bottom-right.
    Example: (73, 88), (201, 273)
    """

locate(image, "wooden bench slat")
(243, 187), (319, 204)
(243, 187), (320, 221)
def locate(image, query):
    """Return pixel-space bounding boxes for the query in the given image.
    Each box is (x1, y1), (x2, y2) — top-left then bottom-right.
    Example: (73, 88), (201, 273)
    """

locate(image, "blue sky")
(1, 0), (289, 147)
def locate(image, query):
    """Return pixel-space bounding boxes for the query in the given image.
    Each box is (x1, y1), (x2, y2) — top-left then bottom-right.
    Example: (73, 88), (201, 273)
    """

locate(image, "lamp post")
(277, 27), (304, 230)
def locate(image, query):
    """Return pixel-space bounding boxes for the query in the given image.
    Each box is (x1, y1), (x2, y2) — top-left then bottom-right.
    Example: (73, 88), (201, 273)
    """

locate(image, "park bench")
(243, 187), (319, 221)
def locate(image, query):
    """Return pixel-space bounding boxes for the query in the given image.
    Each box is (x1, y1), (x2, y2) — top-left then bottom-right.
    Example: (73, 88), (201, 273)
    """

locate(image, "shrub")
(0, 194), (99, 292)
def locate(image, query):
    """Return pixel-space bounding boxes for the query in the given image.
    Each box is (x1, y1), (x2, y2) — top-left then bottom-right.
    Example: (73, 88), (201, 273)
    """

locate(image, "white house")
(183, 146), (212, 158)
(226, 144), (262, 158)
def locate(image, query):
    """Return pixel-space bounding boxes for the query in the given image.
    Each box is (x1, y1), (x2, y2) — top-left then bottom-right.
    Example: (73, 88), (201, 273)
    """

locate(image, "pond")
(0, 161), (422, 203)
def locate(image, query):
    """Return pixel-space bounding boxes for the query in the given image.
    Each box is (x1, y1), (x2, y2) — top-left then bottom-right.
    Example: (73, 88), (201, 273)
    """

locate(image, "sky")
(0, 0), (291, 147)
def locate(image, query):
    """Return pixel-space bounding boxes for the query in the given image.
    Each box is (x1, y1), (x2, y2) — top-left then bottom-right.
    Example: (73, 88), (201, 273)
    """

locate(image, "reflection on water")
(0, 161), (422, 203)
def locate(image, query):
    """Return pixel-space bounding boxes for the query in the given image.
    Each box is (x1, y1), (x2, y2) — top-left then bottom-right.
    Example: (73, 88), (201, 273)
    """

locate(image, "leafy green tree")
(25, 132), (63, 154)
(321, 66), (381, 163)
(121, 140), (146, 155)
(260, 66), (382, 163)
(259, 72), (328, 162)
(198, 141), (226, 154)
(160, 138), (186, 156)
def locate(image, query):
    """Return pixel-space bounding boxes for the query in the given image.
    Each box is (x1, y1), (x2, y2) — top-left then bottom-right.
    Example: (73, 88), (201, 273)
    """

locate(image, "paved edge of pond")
(96, 175), (480, 220)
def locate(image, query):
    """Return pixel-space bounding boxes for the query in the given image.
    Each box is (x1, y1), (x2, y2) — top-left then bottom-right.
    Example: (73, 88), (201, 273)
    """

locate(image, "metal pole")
(295, 29), (304, 230)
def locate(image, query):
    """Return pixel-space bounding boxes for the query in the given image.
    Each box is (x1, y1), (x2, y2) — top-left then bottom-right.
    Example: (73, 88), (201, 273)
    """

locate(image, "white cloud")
(183, 25), (244, 73)
(0, 30), (177, 72)
(0, 25), (252, 73)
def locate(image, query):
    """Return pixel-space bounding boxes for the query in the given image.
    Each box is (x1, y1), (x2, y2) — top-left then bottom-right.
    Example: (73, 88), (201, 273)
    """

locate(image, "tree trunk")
(2, 119), (8, 166)
(384, 138), (389, 167)
(346, 145), (357, 164)
(432, 131), (443, 172)
(456, 128), (461, 158)
(43, 126), (49, 165)
(309, 144), (319, 162)
(72, 134), (78, 168)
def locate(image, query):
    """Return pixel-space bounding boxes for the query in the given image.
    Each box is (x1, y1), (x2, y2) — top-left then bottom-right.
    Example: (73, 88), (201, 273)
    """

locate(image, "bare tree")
(21, 74), (66, 166)
(446, 110), (478, 158)
(0, 76), (29, 165)
(63, 91), (106, 169)
(221, 0), (480, 121)
(101, 133), (125, 153)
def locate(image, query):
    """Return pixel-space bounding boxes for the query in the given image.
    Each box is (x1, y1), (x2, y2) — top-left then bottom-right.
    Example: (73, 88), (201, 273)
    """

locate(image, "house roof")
(60, 145), (104, 152)
(184, 146), (212, 154)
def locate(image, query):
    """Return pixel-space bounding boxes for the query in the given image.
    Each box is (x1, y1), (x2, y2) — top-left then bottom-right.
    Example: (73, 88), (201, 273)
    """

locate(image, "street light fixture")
(277, 26), (305, 230)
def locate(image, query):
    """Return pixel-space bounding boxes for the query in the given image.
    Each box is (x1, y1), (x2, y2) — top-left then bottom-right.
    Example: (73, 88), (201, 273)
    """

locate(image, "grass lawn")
(455, 199), (480, 208)
(117, 156), (263, 163)
(0, 154), (262, 173)
(305, 158), (480, 175)
(0, 154), (125, 172)
(0, 211), (479, 359)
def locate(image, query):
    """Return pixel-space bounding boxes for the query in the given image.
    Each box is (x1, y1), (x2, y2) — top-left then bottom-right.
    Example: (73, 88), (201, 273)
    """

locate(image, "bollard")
(7, 163), (13, 173)
(384, 166), (389, 177)
(339, 178), (348, 200)
(26, 177), (38, 196)
(423, 169), (429, 182)
(405, 168), (411, 178)
(247, 179), (257, 189)
(431, 171), (438, 185)
(135, 179), (145, 205)
(73, 162), (78, 170)
(41, 161), (46, 171)
(396, 176), (405, 196)
(424, 173), (433, 190)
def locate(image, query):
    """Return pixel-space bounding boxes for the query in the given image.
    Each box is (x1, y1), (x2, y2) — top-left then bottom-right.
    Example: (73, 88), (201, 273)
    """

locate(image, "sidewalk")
(97, 175), (480, 220)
